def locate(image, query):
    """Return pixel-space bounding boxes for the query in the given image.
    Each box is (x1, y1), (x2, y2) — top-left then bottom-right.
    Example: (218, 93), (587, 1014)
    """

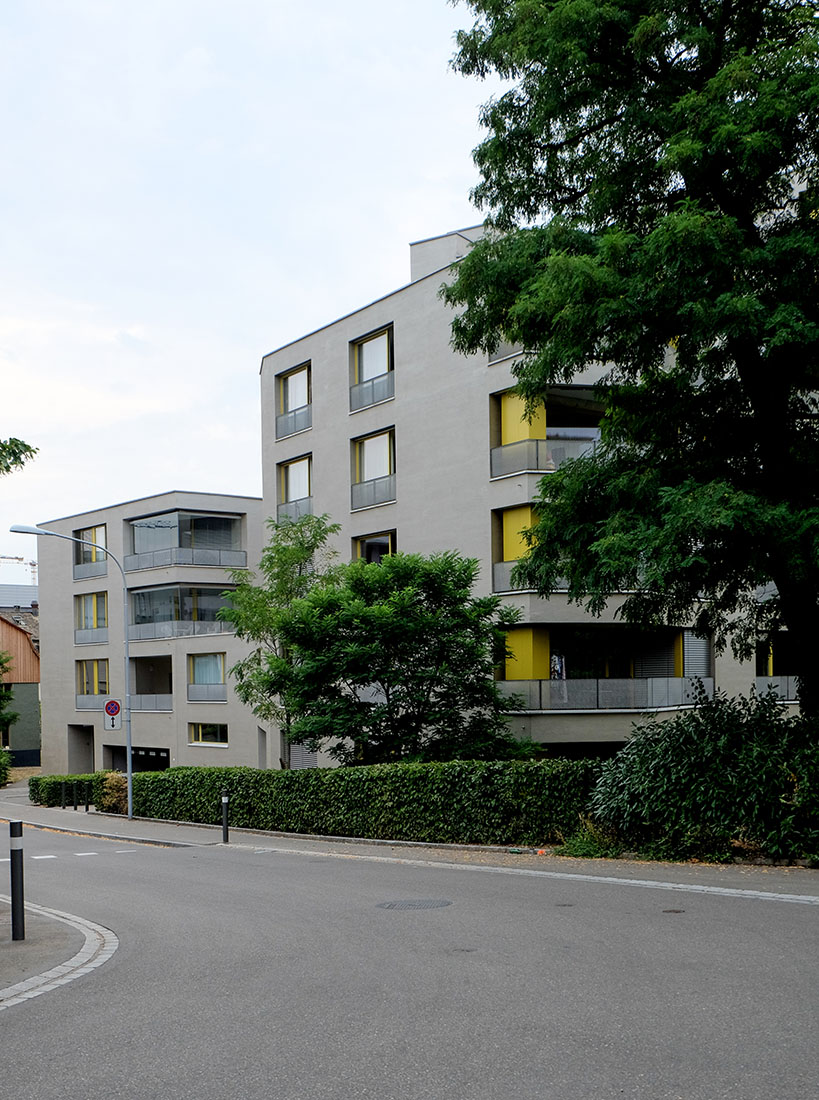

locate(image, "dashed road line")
(0, 896), (118, 1011)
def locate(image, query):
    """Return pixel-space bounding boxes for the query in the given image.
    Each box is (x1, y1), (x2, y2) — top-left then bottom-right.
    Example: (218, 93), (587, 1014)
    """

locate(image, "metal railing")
(187, 683), (228, 702)
(130, 694), (173, 711)
(490, 430), (599, 478)
(73, 560), (107, 580)
(74, 627), (109, 645)
(350, 371), (394, 411)
(129, 619), (233, 641)
(351, 473), (396, 510)
(276, 405), (312, 438)
(124, 548), (246, 572)
(277, 497), (313, 522)
(754, 676), (799, 701)
(497, 677), (715, 711)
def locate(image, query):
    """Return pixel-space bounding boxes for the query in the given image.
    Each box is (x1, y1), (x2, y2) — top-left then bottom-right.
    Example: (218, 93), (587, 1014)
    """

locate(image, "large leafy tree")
(233, 549), (527, 765)
(221, 514), (341, 750)
(444, 1), (819, 712)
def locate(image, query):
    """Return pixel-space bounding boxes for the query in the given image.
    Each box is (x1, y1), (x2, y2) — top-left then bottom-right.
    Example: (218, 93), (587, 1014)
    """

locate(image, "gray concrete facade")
(260, 227), (765, 751)
(36, 490), (269, 774)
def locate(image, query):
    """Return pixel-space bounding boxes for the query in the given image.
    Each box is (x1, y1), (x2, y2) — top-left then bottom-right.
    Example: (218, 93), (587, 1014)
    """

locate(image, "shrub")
(0, 746), (10, 787)
(29, 772), (109, 807)
(98, 772), (128, 814)
(129, 758), (600, 846)
(589, 689), (819, 860)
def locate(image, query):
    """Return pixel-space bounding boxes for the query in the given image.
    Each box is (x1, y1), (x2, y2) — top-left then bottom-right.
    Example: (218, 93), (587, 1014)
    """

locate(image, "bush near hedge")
(588, 689), (819, 861)
(131, 758), (599, 846)
(29, 772), (109, 807)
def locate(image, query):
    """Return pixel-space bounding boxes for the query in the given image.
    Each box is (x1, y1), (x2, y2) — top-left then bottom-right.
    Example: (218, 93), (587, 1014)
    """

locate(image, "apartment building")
(260, 227), (767, 754)
(37, 491), (268, 774)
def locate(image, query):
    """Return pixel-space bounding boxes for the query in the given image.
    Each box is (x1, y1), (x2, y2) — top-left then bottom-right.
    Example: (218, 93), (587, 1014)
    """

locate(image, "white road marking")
(31, 855), (57, 860)
(74, 852), (98, 857)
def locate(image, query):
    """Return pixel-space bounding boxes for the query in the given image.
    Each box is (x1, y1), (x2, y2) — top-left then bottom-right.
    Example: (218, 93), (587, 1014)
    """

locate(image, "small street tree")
(220, 514), (341, 747)
(230, 546), (527, 764)
(0, 652), (19, 746)
(444, 1), (819, 714)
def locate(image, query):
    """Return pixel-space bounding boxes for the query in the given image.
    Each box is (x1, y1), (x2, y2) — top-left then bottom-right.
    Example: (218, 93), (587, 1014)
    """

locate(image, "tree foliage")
(0, 437), (36, 477)
(229, 539), (528, 764)
(0, 652), (19, 746)
(445, 0), (819, 712)
(220, 513), (341, 731)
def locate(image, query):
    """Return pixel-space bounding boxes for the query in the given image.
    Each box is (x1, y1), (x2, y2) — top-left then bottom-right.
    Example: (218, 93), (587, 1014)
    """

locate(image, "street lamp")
(10, 524), (134, 819)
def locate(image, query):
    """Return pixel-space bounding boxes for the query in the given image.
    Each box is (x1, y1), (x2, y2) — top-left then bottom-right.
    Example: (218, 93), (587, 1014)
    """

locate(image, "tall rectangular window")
(356, 432), (394, 481)
(352, 431), (396, 509)
(354, 330), (391, 382)
(74, 524), (107, 564)
(75, 592), (107, 630)
(76, 659), (109, 695)
(350, 328), (394, 411)
(276, 363), (312, 437)
(188, 653), (225, 685)
(277, 456), (313, 520)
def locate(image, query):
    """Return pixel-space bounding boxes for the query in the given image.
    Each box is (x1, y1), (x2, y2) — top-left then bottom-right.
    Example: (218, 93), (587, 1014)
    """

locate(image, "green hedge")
(131, 759), (599, 846)
(0, 746), (10, 787)
(29, 772), (110, 807)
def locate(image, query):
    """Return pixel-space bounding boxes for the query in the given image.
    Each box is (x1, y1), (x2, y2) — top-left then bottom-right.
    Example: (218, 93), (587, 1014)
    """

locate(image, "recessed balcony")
(497, 676), (714, 711)
(490, 429), (599, 478)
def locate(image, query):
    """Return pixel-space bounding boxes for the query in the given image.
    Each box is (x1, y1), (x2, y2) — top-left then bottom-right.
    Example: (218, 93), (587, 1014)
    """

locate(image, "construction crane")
(0, 555), (38, 584)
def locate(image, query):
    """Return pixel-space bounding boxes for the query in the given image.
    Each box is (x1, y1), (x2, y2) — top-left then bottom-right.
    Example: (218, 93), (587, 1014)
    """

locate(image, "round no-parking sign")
(104, 698), (122, 729)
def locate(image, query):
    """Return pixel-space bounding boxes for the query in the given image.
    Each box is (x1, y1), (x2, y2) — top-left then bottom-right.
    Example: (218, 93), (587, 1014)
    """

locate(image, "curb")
(0, 897), (119, 1011)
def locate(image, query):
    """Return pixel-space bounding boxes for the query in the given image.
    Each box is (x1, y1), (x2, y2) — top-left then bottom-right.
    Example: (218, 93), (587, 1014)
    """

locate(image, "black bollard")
(221, 789), (229, 844)
(10, 821), (25, 941)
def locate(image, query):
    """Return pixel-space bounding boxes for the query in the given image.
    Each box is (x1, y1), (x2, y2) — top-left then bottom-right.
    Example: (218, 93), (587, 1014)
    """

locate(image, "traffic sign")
(104, 698), (122, 730)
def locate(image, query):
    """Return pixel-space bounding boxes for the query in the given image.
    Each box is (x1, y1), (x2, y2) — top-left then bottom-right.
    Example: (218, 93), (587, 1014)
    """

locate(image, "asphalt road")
(1, 826), (817, 1100)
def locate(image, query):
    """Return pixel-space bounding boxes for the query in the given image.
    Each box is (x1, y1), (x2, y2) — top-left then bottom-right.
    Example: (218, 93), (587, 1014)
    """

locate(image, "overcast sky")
(1, 0), (498, 583)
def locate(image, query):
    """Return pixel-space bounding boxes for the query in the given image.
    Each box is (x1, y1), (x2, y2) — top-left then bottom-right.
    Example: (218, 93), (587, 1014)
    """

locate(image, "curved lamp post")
(10, 524), (134, 819)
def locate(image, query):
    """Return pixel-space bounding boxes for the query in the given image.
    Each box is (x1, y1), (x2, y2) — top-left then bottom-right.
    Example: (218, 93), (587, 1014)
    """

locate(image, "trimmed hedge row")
(0, 746), (10, 787)
(27, 759), (597, 846)
(29, 772), (109, 807)
(130, 758), (599, 846)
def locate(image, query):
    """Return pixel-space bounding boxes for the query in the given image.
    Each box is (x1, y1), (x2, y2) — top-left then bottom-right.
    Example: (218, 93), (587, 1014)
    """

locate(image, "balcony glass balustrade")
(490, 428), (599, 478)
(497, 677), (714, 711)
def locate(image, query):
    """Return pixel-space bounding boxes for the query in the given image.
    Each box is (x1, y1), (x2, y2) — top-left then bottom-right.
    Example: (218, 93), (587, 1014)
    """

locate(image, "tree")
(0, 652), (19, 745)
(444, 1), (819, 713)
(0, 437), (37, 477)
(233, 549), (527, 765)
(220, 514), (341, 749)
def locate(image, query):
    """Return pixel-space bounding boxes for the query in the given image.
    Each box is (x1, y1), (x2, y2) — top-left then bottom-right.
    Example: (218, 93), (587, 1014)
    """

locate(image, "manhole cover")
(376, 899), (452, 911)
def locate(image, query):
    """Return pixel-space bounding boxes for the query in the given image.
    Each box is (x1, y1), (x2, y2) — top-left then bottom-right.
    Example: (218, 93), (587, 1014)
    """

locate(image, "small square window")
(188, 653), (225, 685)
(355, 531), (396, 563)
(189, 723), (228, 744)
(76, 659), (109, 695)
(73, 524), (107, 564)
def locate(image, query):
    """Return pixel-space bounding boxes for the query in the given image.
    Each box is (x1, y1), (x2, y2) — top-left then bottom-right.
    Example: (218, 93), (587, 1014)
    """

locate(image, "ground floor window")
(189, 722), (228, 745)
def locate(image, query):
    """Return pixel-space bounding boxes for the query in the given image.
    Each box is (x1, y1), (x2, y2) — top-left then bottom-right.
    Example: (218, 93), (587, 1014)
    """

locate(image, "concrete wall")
(37, 490), (267, 774)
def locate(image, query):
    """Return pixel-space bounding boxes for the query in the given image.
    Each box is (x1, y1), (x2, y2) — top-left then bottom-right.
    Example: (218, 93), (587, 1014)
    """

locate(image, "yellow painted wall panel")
(505, 626), (550, 680)
(502, 506), (534, 561)
(500, 393), (546, 444)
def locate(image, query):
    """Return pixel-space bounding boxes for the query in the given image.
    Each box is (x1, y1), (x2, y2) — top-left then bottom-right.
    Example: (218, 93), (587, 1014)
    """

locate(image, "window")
(129, 585), (233, 639)
(126, 512), (243, 569)
(189, 723), (228, 745)
(75, 592), (107, 630)
(187, 653), (227, 702)
(350, 327), (394, 410)
(352, 431), (396, 509)
(76, 659), (109, 695)
(74, 524), (107, 564)
(355, 531), (396, 563)
(189, 653), (225, 684)
(276, 363), (312, 437)
(277, 456), (313, 520)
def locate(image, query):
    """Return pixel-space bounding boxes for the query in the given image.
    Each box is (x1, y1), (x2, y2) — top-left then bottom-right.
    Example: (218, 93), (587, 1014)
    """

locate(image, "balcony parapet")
(754, 676), (799, 702)
(490, 429), (599, 478)
(351, 473), (396, 510)
(124, 548), (246, 572)
(350, 371), (394, 411)
(498, 676), (714, 711)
